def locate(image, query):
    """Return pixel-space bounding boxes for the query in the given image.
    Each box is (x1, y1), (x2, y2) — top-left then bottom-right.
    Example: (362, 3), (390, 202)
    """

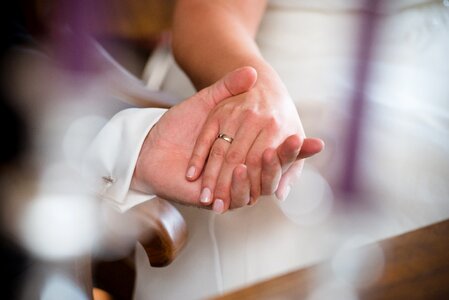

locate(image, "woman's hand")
(184, 72), (322, 213)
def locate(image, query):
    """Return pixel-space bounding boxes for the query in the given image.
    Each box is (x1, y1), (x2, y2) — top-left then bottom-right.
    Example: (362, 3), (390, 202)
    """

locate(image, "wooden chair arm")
(128, 197), (188, 267)
(91, 198), (187, 299)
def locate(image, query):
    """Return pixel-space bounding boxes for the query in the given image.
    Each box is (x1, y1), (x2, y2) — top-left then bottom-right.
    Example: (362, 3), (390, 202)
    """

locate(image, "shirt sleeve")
(82, 107), (167, 212)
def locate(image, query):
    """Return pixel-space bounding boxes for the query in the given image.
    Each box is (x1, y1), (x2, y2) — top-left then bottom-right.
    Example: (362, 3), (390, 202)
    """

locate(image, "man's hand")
(131, 67), (258, 206)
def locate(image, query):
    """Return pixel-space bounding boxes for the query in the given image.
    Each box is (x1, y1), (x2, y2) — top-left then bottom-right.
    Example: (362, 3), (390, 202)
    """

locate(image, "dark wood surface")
(92, 198), (188, 299)
(212, 219), (449, 300)
(131, 197), (188, 267)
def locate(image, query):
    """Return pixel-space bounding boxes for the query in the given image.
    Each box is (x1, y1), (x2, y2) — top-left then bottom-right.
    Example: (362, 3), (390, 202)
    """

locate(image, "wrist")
(130, 123), (158, 194)
(252, 65), (291, 104)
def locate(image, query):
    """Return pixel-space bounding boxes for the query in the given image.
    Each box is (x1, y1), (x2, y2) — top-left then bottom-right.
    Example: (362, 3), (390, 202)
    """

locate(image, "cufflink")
(102, 176), (116, 184)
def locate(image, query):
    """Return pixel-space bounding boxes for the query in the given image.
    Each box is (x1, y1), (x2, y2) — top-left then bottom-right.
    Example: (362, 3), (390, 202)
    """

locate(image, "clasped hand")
(132, 67), (323, 213)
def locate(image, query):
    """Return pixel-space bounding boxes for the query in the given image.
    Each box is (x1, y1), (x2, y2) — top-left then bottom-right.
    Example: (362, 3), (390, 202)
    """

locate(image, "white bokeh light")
(41, 274), (88, 300)
(20, 194), (98, 260)
(92, 200), (141, 259)
(279, 165), (334, 226)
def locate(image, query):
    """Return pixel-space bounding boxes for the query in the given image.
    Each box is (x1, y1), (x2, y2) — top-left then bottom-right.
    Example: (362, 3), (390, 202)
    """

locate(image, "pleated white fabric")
(133, 1), (449, 299)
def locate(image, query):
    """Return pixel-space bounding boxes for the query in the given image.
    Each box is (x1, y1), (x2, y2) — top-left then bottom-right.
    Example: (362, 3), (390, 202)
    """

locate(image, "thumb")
(200, 66), (257, 107)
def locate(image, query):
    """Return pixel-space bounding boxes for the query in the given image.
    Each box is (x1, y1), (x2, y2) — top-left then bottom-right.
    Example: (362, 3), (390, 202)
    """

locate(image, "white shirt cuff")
(83, 108), (167, 212)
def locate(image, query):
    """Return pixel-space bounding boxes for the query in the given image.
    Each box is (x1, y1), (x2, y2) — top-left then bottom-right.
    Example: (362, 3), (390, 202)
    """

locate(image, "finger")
(199, 136), (232, 210)
(229, 164), (251, 209)
(274, 137), (323, 201)
(277, 134), (303, 173)
(212, 119), (262, 209)
(198, 66), (258, 108)
(185, 118), (220, 181)
(297, 138), (325, 159)
(245, 129), (275, 205)
(275, 160), (304, 201)
(260, 148), (282, 195)
(185, 67), (257, 182)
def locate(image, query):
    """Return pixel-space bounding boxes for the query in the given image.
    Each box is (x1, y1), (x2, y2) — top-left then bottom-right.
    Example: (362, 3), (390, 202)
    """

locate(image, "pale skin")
(172, 0), (315, 212)
(131, 67), (323, 211)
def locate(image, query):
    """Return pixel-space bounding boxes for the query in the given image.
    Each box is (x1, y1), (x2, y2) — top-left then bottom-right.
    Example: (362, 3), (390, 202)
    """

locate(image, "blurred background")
(1, 1), (178, 299)
(1, 0), (449, 299)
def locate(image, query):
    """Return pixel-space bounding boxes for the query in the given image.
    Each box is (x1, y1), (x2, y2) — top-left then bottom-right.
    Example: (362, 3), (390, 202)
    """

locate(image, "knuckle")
(223, 102), (237, 112)
(267, 117), (281, 131)
(230, 107), (244, 120)
(220, 101), (241, 117)
(203, 132), (217, 145)
(243, 107), (259, 120)
(262, 149), (276, 166)
(225, 149), (244, 165)
(202, 175), (216, 186)
(214, 185), (229, 199)
(190, 152), (204, 163)
(210, 145), (226, 159)
(246, 152), (262, 167)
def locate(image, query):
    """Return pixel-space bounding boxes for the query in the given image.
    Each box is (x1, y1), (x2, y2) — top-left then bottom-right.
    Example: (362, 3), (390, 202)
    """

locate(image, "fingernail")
(281, 185), (292, 201)
(213, 199), (224, 214)
(200, 187), (211, 204)
(186, 166), (196, 179)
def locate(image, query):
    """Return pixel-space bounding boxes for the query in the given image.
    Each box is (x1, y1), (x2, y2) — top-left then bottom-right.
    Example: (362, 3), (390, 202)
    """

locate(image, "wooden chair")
(90, 199), (188, 300)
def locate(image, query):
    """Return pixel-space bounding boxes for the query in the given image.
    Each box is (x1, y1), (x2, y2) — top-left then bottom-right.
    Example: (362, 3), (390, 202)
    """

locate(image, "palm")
(136, 96), (214, 205)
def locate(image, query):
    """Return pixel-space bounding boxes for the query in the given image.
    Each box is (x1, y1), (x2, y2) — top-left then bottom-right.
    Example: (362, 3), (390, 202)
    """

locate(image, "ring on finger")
(217, 133), (234, 144)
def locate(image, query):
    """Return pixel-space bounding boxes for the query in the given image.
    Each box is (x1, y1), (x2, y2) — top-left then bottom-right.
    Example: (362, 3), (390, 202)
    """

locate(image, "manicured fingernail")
(281, 185), (291, 201)
(186, 166), (196, 179)
(200, 187), (211, 204)
(213, 199), (224, 214)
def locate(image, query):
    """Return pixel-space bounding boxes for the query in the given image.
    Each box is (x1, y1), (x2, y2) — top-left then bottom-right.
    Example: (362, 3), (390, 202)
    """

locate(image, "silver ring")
(217, 133), (234, 144)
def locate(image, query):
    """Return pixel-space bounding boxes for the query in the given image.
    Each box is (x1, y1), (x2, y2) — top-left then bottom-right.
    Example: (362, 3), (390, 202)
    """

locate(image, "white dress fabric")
(128, 1), (449, 299)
